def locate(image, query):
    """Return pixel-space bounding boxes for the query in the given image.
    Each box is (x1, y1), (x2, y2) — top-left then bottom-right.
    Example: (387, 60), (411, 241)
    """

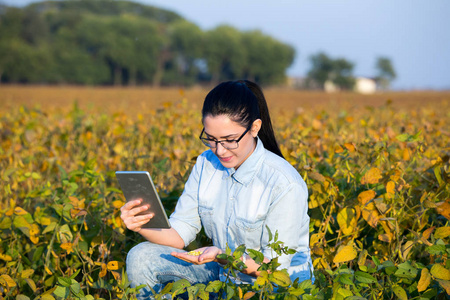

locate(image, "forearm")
(138, 227), (185, 249)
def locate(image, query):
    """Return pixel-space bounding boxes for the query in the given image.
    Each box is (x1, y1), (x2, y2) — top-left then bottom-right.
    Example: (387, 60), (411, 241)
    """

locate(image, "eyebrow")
(204, 131), (239, 139)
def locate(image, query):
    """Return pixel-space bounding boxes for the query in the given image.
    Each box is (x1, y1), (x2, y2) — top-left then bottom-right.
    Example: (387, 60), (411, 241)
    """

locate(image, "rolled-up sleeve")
(261, 181), (310, 270)
(169, 155), (204, 247)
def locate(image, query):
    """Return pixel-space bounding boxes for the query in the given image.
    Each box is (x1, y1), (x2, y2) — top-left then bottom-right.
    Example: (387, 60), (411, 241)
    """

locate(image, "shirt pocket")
(234, 217), (265, 248)
(198, 204), (214, 239)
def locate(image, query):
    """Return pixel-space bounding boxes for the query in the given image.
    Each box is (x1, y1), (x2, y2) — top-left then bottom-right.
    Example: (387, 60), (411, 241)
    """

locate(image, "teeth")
(187, 250), (203, 256)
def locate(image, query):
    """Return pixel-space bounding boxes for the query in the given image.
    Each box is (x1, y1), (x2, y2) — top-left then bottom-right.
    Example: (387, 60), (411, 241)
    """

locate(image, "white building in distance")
(354, 77), (377, 94)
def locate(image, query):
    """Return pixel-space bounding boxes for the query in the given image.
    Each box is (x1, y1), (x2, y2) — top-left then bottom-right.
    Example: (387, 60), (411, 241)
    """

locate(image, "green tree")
(375, 56), (396, 90)
(242, 30), (295, 85)
(306, 52), (355, 90)
(204, 25), (246, 84)
(162, 20), (204, 86)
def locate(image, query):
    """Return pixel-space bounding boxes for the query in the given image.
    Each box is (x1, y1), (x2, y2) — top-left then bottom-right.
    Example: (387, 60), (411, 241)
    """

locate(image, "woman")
(121, 80), (313, 298)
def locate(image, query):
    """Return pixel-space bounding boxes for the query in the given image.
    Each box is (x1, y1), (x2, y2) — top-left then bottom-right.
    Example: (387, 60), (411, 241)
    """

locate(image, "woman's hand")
(171, 246), (223, 265)
(120, 199), (154, 232)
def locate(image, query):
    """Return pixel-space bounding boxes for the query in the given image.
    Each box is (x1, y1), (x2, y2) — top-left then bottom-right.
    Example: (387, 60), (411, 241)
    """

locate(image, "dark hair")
(202, 80), (284, 158)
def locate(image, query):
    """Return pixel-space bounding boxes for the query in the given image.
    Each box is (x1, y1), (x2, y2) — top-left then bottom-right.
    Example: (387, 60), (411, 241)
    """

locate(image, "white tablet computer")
(115, 171), (171, 229)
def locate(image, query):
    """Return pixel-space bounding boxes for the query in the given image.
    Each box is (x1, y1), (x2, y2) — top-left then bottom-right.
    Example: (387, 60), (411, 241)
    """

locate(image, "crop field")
(0, 86), (449, 299)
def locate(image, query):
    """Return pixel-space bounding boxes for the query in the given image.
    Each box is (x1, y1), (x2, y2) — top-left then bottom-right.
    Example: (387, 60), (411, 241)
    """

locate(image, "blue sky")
(2, 0), (449, 90)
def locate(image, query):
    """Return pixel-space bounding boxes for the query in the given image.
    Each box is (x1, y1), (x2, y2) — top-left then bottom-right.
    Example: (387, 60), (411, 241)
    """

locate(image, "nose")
(215, 142), (227, 156)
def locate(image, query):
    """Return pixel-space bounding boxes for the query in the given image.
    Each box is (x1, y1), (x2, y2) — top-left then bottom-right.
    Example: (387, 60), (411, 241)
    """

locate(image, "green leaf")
(57, 277), (72, 287)
(392, 285), (408, 300)
(53, 286), (69, 298)
(248, 249), (264, 264)
(171, 278), (190, 295)
(69, 280), (82, 295)
(13, 215), (32, 237)
(434, 166), (444, 186)
(161, 282), (173, 295)
(337, 273), (355, 285)
(266, 225), (273, 241)
(232, 244), (245, 260)
(58, 224), (73, 243)
(226, 284), (234, 300)
(381, 260), (397, 275)
(270, 270), (291, 287)
(354, 271), (377, 284)
(205, 280), (222, 293)
(0, 217), (12, 229)
(394, 261), (418, 279)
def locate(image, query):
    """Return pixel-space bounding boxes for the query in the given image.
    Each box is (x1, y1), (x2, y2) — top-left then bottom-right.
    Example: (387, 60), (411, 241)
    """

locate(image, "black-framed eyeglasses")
(199, 126), (251, 150)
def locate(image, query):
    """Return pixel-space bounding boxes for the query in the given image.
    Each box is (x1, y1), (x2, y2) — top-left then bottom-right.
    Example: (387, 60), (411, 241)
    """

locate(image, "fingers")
(120, 199), (153, 232)
(171, 248), (216, 265)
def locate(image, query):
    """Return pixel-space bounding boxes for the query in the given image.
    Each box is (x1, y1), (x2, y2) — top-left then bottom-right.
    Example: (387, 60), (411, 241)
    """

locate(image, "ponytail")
(241, 80), (284, 158)
(202, 80), (284, 159)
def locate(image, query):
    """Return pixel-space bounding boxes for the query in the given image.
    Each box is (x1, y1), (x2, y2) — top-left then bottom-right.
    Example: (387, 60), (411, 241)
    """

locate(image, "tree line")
(305, 52), (396, 91)
(0, 0), (295, 86)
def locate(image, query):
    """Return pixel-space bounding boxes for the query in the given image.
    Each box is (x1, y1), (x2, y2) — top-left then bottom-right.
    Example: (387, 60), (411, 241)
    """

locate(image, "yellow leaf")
(271, 270), (291, 287)
(431, 264), (450, 280)
(255, 271), (268, 286)
(0, 253), (12, 261)
(30, 234), (39, 245)
(30, 223), (39, 235)
(390, 169), (401, 182)
(436, 200), (450, 220)
(437, 279), (450, 295)
(99, 263), (107, 277)
(422, 226), (435, 240)
(417, 268), (431, 292)
(344, 143), (355, 152)
(310, 233), (321, 247)
(337, 207), (357, 236)
(25, 278), (37, 292)
(378, 233), (393, 243)
(60, 242), (74, 254)
(312, 119), (322, 130)
(401, 241), (414, 259)
(111, 270), (121, 281)
(335, 145), (344, 153)
(358, 190), (376, 205)
(112, 200), (125, 209)
(333, 245), (357, 264)
(44, 266), (53, 275)
(435, 226), (450, 239)
(361, 168), (382, 185)
(14, 206), (28, 215)
(392, 285), (408, 300)
(20, 269), (34, 279)
(243, 291), (256, 300)
(238, 286), (243, 299)
(361, 202), (380, 228)
(309, 172), (325, 183)
(0, 274), (17, 288)
(402, 148), (411, 161)
(107, 261), (120, 271)
(386, 181), (395, 198)
(40, 216), (51, 226)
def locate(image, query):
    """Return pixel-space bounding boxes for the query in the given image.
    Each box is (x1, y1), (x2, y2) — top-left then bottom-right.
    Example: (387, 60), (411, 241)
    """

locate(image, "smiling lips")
(219, 156), (232, 162)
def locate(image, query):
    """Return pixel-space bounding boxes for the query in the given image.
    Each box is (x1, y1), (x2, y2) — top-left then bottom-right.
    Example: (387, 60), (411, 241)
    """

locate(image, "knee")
(126, 242), (158, 283)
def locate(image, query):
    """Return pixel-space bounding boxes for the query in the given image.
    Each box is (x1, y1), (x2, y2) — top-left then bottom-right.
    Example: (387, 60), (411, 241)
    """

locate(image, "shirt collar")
(222, 137), (265, 186)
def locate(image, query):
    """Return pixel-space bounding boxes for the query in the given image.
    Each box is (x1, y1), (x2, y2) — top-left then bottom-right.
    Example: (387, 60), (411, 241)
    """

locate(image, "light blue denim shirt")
(169, 137), (313, 282)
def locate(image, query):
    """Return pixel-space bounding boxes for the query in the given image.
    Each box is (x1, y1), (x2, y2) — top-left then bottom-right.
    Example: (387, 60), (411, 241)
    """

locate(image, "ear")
(251, 119), (262, 137)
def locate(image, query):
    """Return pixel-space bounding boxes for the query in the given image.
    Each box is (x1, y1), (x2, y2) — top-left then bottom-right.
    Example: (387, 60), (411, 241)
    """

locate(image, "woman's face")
(203, 114), (261, 169)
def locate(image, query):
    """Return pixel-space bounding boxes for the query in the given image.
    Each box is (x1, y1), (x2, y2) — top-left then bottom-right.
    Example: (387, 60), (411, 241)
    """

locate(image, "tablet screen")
(115, 171), (171, 229)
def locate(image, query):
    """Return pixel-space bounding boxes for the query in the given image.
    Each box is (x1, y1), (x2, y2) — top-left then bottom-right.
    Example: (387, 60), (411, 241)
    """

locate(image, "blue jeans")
(126, 242), (221, 299)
